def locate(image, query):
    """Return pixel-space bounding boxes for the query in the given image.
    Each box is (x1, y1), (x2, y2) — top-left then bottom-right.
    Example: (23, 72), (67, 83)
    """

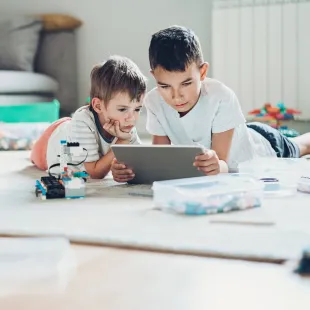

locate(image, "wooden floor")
(0, 245), (309, 310)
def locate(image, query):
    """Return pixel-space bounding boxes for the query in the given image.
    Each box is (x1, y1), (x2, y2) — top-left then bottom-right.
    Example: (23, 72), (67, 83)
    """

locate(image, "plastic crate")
(0, 99), (60, 123)
(152, 174), (263, 215)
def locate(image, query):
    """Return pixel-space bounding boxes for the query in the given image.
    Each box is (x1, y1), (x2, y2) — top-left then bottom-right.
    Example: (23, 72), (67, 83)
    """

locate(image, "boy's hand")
(103, 119), (132, 141)
(193, 150), (220, 175)
(111, 158), (135, 183)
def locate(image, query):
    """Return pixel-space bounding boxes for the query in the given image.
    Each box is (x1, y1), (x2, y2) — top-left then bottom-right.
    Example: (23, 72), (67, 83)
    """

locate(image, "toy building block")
(73, 171), (88, 178)
(265, 105), (280, 115)
(286, 108), (301, 115)
(278, 127), (300, 138)
(35, 176), (65, 200)
(63, 177), (86, 199)
(249, 109), (261, 115)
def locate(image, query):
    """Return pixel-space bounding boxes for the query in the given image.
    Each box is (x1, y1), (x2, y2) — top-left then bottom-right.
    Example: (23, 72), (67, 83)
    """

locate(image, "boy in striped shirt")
(31, 56), (146, 179)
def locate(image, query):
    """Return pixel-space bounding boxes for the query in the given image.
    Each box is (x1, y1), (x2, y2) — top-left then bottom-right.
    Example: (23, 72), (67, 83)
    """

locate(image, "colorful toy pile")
(0, 122), (50, 150)
(249, 102), (301, 137)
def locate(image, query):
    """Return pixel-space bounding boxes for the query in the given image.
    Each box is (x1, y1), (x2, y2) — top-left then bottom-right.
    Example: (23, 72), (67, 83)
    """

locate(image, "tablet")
(111, 145), (205, 184)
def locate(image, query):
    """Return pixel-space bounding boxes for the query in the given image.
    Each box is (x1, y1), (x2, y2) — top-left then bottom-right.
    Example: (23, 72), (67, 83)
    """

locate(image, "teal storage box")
(0, 100), (60, 123)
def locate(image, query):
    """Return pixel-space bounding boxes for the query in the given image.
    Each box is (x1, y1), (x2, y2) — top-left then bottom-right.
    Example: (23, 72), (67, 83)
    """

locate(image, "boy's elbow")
(88, 171), (102, 179)
(87, 168), (109, 180)
(84, 161), (108, 179)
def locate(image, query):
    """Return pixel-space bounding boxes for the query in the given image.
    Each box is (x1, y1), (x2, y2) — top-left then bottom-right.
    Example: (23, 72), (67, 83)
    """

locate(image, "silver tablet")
(111, 145), (205, 184)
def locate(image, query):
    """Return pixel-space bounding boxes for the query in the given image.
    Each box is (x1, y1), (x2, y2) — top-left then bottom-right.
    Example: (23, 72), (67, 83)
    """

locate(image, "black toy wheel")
(35, 187), (41, 197)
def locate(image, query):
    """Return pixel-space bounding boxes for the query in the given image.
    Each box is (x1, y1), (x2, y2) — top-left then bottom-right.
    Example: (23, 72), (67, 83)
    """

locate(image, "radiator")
(212, 0), (310, 119)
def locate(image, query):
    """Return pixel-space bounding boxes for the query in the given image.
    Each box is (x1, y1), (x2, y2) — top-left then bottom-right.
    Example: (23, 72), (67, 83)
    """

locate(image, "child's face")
(93, 92), (143, 132)
(152, 62), (208, 114)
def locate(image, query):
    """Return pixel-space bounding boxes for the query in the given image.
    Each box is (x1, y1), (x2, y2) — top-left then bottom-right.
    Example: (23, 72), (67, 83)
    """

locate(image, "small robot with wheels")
(35, 140), (89, 200)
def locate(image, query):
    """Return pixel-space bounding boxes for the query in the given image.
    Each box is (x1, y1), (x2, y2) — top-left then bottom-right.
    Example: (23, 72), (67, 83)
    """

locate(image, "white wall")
(1, 0), (212, 107)
(212, 0), (310, 119)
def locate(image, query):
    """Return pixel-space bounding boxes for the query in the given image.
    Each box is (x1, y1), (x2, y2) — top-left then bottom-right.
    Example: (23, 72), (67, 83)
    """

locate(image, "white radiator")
(212, 0), (310, 119)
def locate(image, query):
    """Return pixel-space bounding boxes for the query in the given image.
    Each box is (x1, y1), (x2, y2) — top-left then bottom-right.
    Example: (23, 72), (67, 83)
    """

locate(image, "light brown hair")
(90, 56), (147, 105)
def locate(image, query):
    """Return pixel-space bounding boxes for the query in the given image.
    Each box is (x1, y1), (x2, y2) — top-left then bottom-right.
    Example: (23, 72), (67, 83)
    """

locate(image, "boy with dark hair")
(111, 26), (310, 183)
(31, 55), (146, 179)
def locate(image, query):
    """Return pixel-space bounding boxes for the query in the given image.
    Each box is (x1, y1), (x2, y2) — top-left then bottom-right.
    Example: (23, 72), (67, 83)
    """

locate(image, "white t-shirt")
(46, 106), (141, 169)
(144, 78), (276, 171)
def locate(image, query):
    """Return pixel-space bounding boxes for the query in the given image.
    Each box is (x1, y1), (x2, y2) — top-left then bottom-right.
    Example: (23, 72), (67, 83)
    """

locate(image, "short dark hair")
(90, 56), (147, 104)
(149, 26), (204, 72)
